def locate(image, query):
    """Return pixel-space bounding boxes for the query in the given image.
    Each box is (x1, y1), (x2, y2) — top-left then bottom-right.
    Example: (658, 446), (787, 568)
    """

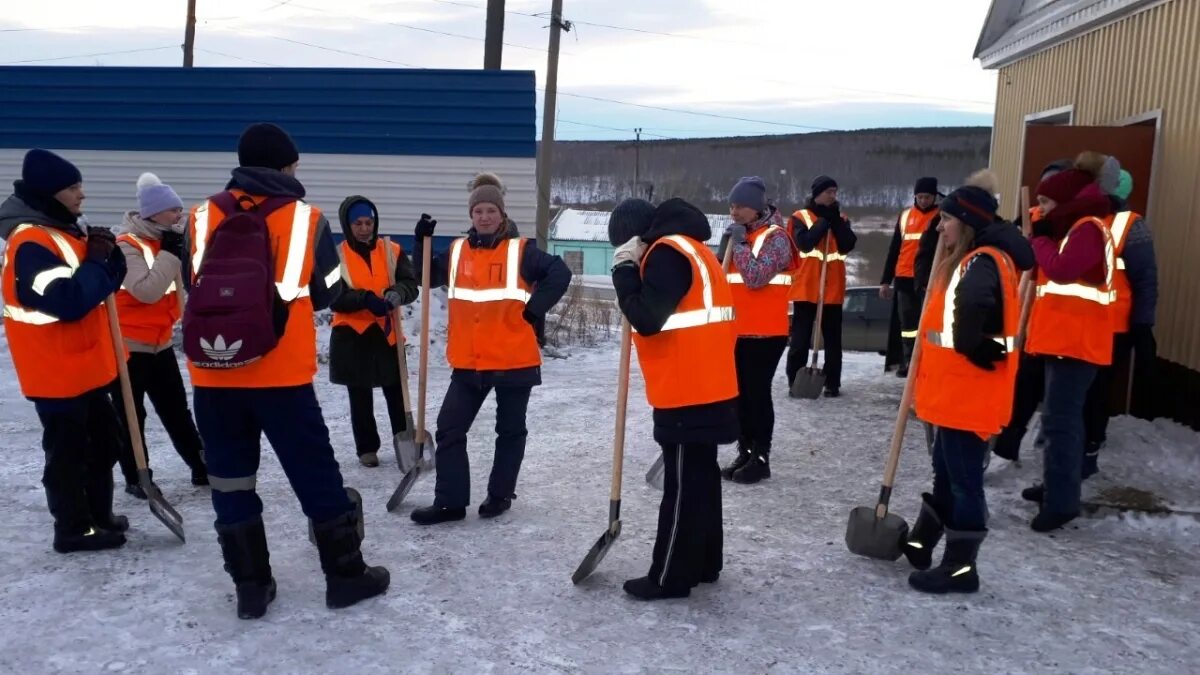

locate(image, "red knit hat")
(1036, 168), (1094, 203)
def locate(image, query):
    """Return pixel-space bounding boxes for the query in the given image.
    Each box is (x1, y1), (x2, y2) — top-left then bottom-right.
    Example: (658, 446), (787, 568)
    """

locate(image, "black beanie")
(914, 176), (940, 196)
(22, 149), (82, 197)
(939, 186), (997, 231)
(608, 198), (656, 246)
(1040, 158), (1073, 180)
(811, 175), (838, 199)
(237, 123), (300, 170)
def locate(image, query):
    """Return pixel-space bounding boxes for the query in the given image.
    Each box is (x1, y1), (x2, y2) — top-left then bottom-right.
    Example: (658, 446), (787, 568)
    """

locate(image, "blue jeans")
(194, 385), (354, 526)
(1041, 358), (1098, 516)
(931, 427), (989, 531)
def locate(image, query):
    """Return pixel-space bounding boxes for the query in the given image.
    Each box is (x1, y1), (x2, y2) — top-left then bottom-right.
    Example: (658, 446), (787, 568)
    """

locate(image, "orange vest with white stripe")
(115, 233), (180, 348)
(333, 238), (403, 346)
(727, 225), (798, 337)
(445, 237), (540, 371)
(1105, 211), (1139, 333)
(2, 224), (119, 398)
(186, 192), (322, 388)
(1025, 217), (1115, 365)
(633, 235), (738, 409)
(915, 246), (1020, 438)
(895, 207), (938, 279)
(787, 209), (848, 304)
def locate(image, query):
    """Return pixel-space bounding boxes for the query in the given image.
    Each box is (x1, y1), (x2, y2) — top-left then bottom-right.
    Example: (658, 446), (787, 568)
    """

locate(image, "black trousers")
(433, 380), (531, 508)
(112, 350), (205, 485)
(786, 302), (843, 389)
(648, 442), (722, 591)
(735, 336), (787, 451)
(346, 384), (406, 456)
(33, 387), (123, 534)
(993, 354), (1046, 461)
(1083, 332), (1133, 450)
(895, 277), (921, 367)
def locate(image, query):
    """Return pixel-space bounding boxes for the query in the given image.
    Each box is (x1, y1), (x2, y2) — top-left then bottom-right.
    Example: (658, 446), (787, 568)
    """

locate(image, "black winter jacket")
(944, 219), (1035, 362)
(881, 203), (940, 285)
(612, 198), (740, 446)
(328, 196), (420, 388)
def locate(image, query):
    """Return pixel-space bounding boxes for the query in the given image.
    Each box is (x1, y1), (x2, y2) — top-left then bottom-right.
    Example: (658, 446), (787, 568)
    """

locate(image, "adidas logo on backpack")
(199, 335), (243, 362)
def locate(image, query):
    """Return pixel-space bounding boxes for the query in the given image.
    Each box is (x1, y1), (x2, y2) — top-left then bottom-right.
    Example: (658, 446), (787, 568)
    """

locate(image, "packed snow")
(1, 303), (1198, 673)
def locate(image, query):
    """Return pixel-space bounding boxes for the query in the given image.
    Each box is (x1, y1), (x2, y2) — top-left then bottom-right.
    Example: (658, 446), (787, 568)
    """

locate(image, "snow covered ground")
(1, 314), (1199, 673)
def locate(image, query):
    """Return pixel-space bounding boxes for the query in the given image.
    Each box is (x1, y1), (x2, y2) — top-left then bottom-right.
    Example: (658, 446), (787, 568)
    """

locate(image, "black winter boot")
(732, 448), (770, 484)
(87, 471), (128, 533)
(410, 505), (467, 525)
(215, 517), (277, 620)
(1021, 484), (1044, 503)
(479, 495), (513, 518)
(908, 528), (985, 594)
(1082, 441), (1101, 480)
(901, 493), (944, 571)
(720, 441), (752, 481)
(53, 524), (126, 553)
(312, 511), (390, 610)
(623, 576), (690, 601)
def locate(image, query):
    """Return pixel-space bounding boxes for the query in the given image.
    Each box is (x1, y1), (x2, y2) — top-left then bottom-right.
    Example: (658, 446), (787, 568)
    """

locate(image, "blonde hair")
(932, 169), (996, 289)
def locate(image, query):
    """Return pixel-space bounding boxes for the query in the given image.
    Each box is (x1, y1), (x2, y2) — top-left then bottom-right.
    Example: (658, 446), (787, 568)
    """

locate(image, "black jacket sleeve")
(308, 215), (345, 312)
(951, 254), (1001, 358)
(831, 217), (857, 254)
(613, 245), (692, 337)
(791, 215), (831, 253)
(519, 240), (572, 320)
(14, 241), (124, 322)
(914, 225), (939, 297)
(388, 249), (420, 305)
(412, 236), (449, 289)
(880, 217), (902, 285)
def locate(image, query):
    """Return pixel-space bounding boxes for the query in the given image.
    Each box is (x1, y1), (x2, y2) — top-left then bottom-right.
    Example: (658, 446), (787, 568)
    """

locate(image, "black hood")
(225, 166), (306, 200)
(0, 181), (82, 239)
(338, 195), (380, 256)
(973, 217), (1035, 272)
(642, 198), (712, 244)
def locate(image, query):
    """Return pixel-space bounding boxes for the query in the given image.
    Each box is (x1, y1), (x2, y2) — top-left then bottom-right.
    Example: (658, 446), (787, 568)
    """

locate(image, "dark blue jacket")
(1120, 214), (1158, 328)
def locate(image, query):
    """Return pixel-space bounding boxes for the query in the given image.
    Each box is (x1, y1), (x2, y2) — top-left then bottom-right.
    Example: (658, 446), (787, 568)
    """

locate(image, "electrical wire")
(0, 45), (178, 65)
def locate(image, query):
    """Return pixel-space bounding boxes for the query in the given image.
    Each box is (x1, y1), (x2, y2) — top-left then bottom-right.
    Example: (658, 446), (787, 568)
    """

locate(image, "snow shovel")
(791, 235), (832, 399)
(572, 320), (632, 584)
(845, 234), (946, 561)
(385, 243), (423, 473)
(104, 297), (186, 543)
(387, 236), (437, 512)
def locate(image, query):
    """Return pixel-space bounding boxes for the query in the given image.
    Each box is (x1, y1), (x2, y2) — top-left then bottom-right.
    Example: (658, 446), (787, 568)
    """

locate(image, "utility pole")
(534, 0), (568, 251)
(484, 0), (505, 69)
(183, 0), (197, 67)
(634, 127), (642, 197)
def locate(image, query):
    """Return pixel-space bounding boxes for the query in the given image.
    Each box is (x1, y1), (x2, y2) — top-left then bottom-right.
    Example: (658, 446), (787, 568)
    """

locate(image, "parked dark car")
(842, 286), (892, 354)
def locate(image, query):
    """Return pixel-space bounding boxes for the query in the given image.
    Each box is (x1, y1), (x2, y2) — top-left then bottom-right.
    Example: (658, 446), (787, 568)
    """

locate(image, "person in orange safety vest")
(880, 177), (942, 377)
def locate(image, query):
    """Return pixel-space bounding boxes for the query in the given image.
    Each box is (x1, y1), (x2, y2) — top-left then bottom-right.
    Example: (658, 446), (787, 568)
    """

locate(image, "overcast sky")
(0, 0), (998, 140)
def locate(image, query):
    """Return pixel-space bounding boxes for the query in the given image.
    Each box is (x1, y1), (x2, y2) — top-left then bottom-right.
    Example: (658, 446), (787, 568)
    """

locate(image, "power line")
(0, 45), (178, 64)
(0, 24), (103, 33)
(260, 34), (419, 67)
(195, 47), (282, 66)
(558, 119), (674, 139)
(203, 0), (298, 22)
(550, 90), (841, 132)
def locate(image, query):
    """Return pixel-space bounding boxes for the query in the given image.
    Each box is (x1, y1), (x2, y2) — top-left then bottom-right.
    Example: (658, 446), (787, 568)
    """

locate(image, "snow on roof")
(550, 208), (731, 246)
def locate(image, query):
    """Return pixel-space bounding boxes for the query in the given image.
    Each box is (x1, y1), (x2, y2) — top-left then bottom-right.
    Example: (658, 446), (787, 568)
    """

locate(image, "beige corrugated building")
(976, 0), (1200, 428)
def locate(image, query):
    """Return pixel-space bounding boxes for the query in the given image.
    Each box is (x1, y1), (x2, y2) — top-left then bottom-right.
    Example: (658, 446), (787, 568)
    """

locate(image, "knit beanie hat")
(237, 123), (300, 170)
(136, 172), (183, 219)
(914, 176), (940, 196)
(728, 176), (767, 212)
(346, 200), (375, 223)
(468, 173), (506, 214)
(1097, 156), (1122, 195)
(22, 149), (82, 197)
(1040, 158), (1073, 181)
(1113, 170), (1134, 201)
(811, 175), (838, 199)
(608, 198), (656, 246)
(1037, 168), (1094, 204)
(939, 186), (998, 231)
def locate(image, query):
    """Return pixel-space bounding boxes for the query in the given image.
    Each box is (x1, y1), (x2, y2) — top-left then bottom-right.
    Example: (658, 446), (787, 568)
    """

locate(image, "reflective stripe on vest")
(1035, 219), (1115, 305)
(726, 226), (793, 286)
(446, 238), (532, 304)
(1110, 211), (1134, 271)
(193, 200), (313, 299)
(120, 234), (177, 293)
(926, 255), (1017, 351)
(793, 211), (848, 262)
(655, 235), (735, 332)
(2, 225), (79, 325)
(899, 209), (923, 240)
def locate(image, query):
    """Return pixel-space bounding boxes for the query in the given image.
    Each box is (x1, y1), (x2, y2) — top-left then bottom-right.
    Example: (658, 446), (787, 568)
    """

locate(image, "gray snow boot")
(312, 510), (390, 610)
(908, 529), (986, 594)
(215, 517), (277, 620)
(901, 493), (944, 571)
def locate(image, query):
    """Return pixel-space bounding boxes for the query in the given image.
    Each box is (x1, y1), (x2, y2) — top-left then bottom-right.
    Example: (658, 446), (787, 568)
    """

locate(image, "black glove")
(86, 226), (117, 262)
(159, 230), (185, 260)
(1129, 323), (1156, 358)
(966, 339), (1006, 371)
(1031, 217), (1052, 239)
(363, 292), (391, 317)
(415, 214), (437, 239)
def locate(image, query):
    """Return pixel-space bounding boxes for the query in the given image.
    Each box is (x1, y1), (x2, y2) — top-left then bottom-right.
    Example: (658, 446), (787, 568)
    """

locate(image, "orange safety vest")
(914, 246), (1020, 438)
(1105, 211), (1139, 334)
(895, 207), (939, 279)
(633, 235), (738, 409)
(1025, 217), (1115, 365)
(726, 225), (798, 337)
(332, 238), (404, 346)
(115, 233), (180, 348)
(445, 237), (540, 371)
(186, 191), (323, 388)
(2, 224), (119, 398)
(787, 209), (848, 305)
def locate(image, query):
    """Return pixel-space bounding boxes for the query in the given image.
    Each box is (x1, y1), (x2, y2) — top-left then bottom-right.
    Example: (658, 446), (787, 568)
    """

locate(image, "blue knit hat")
(728, 176), (767, 212)
(22, 149), (82, 197)
(136, 173), (183, 218)
(346, 200), (375, 224)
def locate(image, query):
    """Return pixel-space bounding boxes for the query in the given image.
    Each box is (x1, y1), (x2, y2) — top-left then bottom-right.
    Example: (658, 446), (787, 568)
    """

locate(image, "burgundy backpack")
(183, 192), (292, 369)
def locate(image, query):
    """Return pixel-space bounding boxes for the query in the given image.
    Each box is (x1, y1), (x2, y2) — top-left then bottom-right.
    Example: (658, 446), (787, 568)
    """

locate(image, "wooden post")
(534, 0), (567, 252)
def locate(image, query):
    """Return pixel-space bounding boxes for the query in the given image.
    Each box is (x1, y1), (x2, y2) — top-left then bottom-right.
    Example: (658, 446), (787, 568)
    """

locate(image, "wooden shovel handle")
(105, 297), (150, 473)
(385, 241), (415, 416)
(417, 237), (433, 439)
(811, 234), (831, 360)
(610, 320), (632, 501)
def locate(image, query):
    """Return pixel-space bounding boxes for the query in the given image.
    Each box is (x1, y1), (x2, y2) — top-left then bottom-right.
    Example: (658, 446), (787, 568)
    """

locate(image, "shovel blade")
(845, 506), (908, 561)
(386, 466), (422, 513)
(790, 368), (826, 400)
(139, 470), (185, 543)
(571, 520), (622, 585)
(417, 432), (436, 471)
(644, 454), (665, 491)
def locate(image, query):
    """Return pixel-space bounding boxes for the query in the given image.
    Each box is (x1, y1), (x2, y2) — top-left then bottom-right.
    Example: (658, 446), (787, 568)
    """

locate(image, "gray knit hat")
(136, 172), (183, 218)
(728, 176), (767, 211)
(468, 172), (506, 214)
